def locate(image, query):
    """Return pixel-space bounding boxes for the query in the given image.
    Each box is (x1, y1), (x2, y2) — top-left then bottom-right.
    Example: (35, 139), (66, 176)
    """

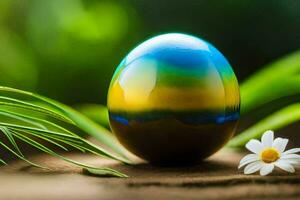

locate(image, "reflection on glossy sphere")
(108, 33), (240, 165)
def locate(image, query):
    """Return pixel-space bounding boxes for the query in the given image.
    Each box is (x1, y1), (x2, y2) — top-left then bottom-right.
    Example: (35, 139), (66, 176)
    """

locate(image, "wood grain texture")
(0, 150), (299, 200)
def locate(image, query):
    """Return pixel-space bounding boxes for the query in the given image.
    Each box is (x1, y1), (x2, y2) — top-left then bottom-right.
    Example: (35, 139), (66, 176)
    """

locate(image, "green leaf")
(0, 86), (130, 177)
(0, 113), (130, 175)
(11, 131), (127, 177)
(0, 86), (129, 160)
(76, 104), (110, 129)
(0, 140), (47, 169)
(0, 127), (24, 156)
(0, 110), (47, 130)
(228, 103), (300, 148)
(12, 128), (69, 151)
(82, 167), (129, 178)
(0, 107), (88, 138)
(0, 121), (128, 162)
(48, 100), (128, 160)
(0, 97), (73, 124)
(240, 50), (300, 114)
(0, 159), (7, 165)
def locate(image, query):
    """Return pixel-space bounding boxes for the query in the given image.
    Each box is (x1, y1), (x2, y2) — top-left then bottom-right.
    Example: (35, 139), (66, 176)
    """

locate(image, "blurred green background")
(0, 0), (299, 106)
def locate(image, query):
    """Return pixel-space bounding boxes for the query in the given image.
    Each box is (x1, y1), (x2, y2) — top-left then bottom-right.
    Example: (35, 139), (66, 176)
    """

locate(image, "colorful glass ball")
(108, 33), (240, 165)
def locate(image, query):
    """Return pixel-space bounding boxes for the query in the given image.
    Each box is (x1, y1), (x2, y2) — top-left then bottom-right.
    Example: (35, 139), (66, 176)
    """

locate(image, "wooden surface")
(0, 150), (300, 200)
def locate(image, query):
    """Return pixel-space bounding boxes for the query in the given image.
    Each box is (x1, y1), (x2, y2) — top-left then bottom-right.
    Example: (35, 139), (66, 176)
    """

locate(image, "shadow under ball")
(107, 33), (240, 165)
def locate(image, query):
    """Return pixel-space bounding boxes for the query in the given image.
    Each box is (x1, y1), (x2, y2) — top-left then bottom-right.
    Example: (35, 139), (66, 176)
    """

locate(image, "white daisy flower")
(238, 130), (300, 176)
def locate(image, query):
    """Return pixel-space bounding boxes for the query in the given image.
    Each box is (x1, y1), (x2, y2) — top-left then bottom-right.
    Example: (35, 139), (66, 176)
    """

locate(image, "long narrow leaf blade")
(0, 141), (48, 169)
(76, 104), (110, 128)
(0, 86), (128, 159)
(228, 103), (300, 148)
(83, 167), (128, 178)
(40, 98), (129, 160)
(241, 50), (300, 114)
(0, 121), (128, 162)
(0, 159), (7, 165)
(0, 127), (24, 156)
(12, 132), (127, 177)
(0, 99), (73, 124)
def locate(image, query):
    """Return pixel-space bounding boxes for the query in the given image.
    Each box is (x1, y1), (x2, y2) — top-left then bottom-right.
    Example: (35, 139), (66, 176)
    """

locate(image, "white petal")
(272, 138), (289, 153)
(238, 154), (260, 169)
(281, 154), (300, 160)
(282, 158), (300, 165)
(282, 148), (300, 155)
(275, 160), (295, 173)
(261, 130), (274, 147)
(244, 161), (263, 174)
(260, 164), (274, 176)
(246, 139), (263, 154)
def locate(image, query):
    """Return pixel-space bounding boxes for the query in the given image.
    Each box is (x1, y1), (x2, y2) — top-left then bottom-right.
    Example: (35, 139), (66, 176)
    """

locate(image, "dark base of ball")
(110, 118), (238, 166)
(149, 158), (205, 167)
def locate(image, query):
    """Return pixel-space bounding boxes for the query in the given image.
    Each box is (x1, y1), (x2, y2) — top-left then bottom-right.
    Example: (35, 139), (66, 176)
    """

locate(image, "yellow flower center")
(260, 148), (280, 163)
